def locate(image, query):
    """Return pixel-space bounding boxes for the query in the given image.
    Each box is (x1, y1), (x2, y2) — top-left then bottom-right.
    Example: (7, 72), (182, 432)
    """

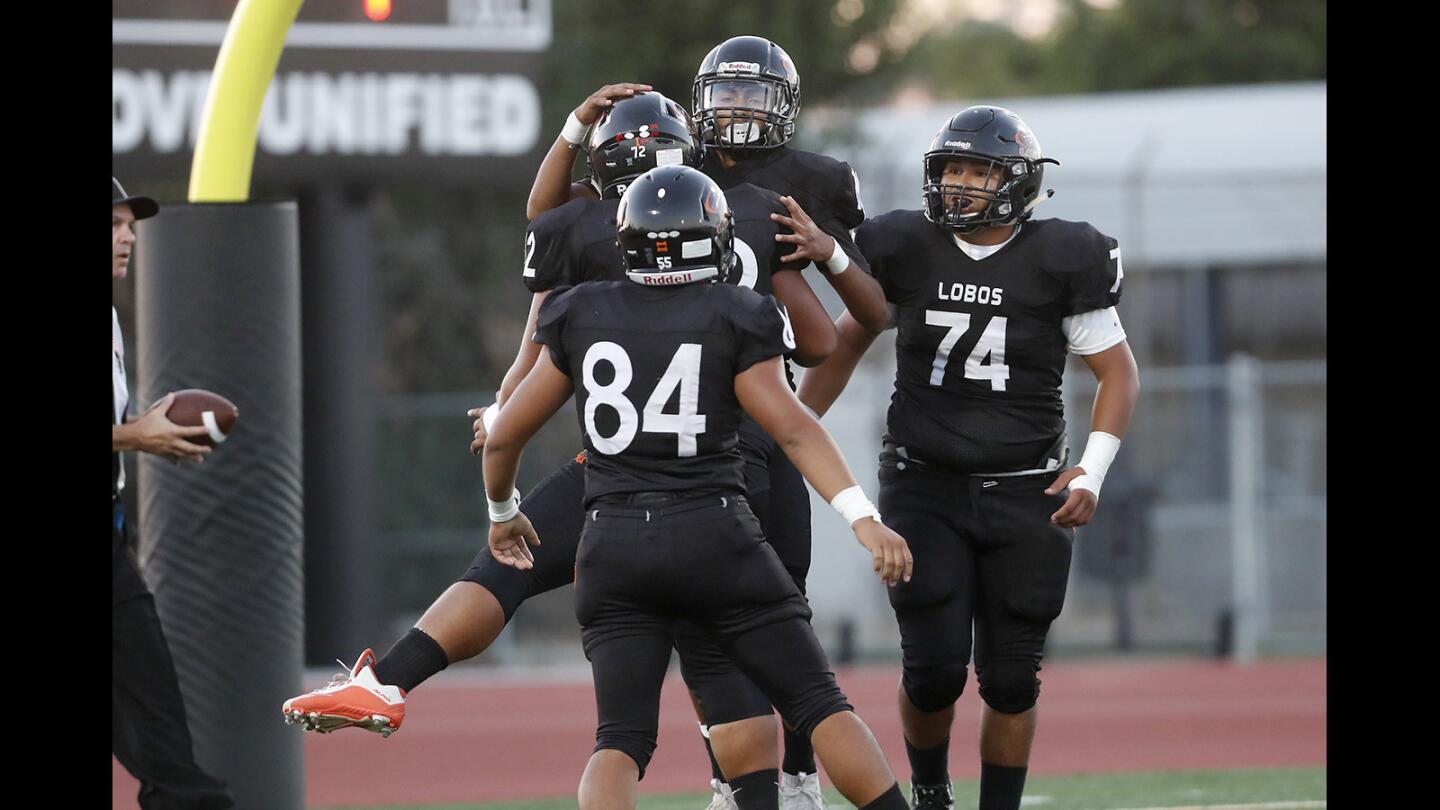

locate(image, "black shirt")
(858, 212), (1123, 473)
(523, 184), (799, 297)
(534, 281), (795, 506)
(702, 146), (871, 275)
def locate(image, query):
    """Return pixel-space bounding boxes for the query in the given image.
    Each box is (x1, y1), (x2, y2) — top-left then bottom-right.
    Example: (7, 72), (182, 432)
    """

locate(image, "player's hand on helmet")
(1046, 468), (1099, 528)
(771, 195), (845, 268)
(574, 83), (654, 126)
(467, 406), (491, 455)
(132, 392), (212, 464)
(852, 518), (913, 586)
(488, 511), (541, 570)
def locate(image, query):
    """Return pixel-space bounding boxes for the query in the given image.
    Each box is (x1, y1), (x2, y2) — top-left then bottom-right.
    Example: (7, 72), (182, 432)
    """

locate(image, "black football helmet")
(692, 36), (800, 150)
(616, 166), (736, 286)
(587, 91), (703, 199)
(922, 106), (1059, 233)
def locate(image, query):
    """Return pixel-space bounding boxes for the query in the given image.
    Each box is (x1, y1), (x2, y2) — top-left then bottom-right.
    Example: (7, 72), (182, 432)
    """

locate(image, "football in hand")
(165, 389), (239, 447)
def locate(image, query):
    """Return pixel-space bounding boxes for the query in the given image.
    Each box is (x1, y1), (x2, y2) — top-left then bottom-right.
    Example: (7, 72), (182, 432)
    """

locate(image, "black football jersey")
(702, 146), (871, 275)
(857, 212), (1123, 474)
(533, 281), (796, 505)
(522, 184), (798, 298)
(522, 198), (621, 293)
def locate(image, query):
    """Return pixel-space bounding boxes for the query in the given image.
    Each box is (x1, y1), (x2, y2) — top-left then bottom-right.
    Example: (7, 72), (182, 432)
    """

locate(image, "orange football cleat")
(281, 649), (406, 737)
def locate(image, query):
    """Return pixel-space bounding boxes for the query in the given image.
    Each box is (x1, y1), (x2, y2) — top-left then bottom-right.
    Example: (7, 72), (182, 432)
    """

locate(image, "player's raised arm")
(735, 356), (912, 586)
(526, 83), (651, 221)
(796, 311), (884, 418)
(770, 268), (836, 367)
(771, 195), (891, 334)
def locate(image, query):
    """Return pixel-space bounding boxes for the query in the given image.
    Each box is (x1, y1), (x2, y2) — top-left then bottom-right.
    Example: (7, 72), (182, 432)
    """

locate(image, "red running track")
(113, 657), (1325, 808)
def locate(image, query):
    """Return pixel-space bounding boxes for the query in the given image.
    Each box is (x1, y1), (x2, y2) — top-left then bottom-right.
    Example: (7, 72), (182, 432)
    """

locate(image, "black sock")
(700, 724), (726, 783)
(978, 761), (1028, 810)
(372, 627), (449, 693)
(730, 768), (779, 810)
(859, 782), (907, 810)
(905, 736), (951, 787)
(781, 724), (816, 775)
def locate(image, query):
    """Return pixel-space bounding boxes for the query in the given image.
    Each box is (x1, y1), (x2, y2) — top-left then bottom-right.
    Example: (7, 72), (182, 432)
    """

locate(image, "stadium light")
(364, 0), (392, 22)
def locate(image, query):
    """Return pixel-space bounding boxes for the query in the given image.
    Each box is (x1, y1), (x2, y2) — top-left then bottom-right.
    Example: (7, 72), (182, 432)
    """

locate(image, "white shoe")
(705, 778), (740, 810)
(780, 771), (826, 810)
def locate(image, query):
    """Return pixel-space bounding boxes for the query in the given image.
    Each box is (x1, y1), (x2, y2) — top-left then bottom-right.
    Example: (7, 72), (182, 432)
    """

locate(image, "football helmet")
(587, 91), (703, 199)
(616, 166), (736, 286)
(922, 106), (1059, 233)
(692, 36), (800, 150)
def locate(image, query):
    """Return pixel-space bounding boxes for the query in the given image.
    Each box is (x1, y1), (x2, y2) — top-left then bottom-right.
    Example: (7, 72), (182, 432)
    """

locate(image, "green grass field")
(323, 766), (1325, 810)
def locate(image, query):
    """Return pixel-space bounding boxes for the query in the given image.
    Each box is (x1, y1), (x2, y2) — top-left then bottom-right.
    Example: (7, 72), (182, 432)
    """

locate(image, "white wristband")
(481, 394), (501, 433)
(822, 238), (850, 275)
(560, 112), (588, 145)
(488, 489), (521, 523)
(1070, 431), (1122, 498)
(830, 484), (881, 526)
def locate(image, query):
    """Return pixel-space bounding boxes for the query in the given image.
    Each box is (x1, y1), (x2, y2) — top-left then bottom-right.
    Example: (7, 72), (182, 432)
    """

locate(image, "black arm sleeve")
(730, 290), (795, 374)
(1043, 222), (1124, 315)
(531, 285), (577, 374)
(522, 202), (586, 293)
(855, 214), (905, 304)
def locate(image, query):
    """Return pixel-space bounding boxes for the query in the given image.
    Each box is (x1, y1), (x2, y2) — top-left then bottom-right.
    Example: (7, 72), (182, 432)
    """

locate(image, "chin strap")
(1023, 188), (1056, 216)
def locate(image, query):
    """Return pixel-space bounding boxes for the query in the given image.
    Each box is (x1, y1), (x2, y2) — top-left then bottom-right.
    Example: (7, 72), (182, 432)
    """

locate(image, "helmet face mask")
(693, 36), (800, 150)
(924, 153), (1034, 233)
(921, 106), (1057, 233)
(616, 166), (737, 286)
(587, 92), (703, 199)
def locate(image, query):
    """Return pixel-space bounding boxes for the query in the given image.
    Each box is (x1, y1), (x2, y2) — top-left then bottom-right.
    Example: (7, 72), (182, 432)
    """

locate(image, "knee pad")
(783, 692), (852, 741)
(901, 661), (969, 713)
(593, 734), (656, 781)
(460, 559), (532, 621)
(690, 679), (775, 727)
(976, 659), (1040, 714)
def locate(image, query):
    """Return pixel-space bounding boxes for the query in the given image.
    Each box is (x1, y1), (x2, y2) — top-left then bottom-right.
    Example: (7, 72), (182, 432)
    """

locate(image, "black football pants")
(878, 460), (1074, 716)
(462, 421), (813, 726)
(113, 505), (233, 810)
(574, 493), (849, 778)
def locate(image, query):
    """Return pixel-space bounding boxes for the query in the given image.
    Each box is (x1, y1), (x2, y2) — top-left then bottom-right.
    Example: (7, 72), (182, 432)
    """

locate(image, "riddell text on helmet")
(642, 271), (695, 285)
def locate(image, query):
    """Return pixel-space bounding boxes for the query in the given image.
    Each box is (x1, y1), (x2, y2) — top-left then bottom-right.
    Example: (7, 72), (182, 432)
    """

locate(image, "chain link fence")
(372, 352), (1324, 667)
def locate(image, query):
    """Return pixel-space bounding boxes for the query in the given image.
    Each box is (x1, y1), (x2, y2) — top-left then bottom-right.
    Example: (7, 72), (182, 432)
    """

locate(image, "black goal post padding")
(134, 201), (305, 810)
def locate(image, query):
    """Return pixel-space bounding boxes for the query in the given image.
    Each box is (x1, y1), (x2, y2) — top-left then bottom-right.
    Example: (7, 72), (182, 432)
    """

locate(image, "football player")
(797, 107), (1141, 810)
(691, 36), (888, 328)
(522, 39), (892, 808)
(483, 164), (912, 810)
(528, 39), (888, 333)
(282, 95), (838, 807)
(497, 91), (839, 809)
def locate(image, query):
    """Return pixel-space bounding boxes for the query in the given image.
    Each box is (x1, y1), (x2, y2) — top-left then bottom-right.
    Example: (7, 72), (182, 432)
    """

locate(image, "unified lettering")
(113, 69), (541, 157)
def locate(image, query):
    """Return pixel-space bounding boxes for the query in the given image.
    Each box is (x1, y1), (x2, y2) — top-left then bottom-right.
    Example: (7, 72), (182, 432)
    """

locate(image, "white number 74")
(924, 310), (1010, 391)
